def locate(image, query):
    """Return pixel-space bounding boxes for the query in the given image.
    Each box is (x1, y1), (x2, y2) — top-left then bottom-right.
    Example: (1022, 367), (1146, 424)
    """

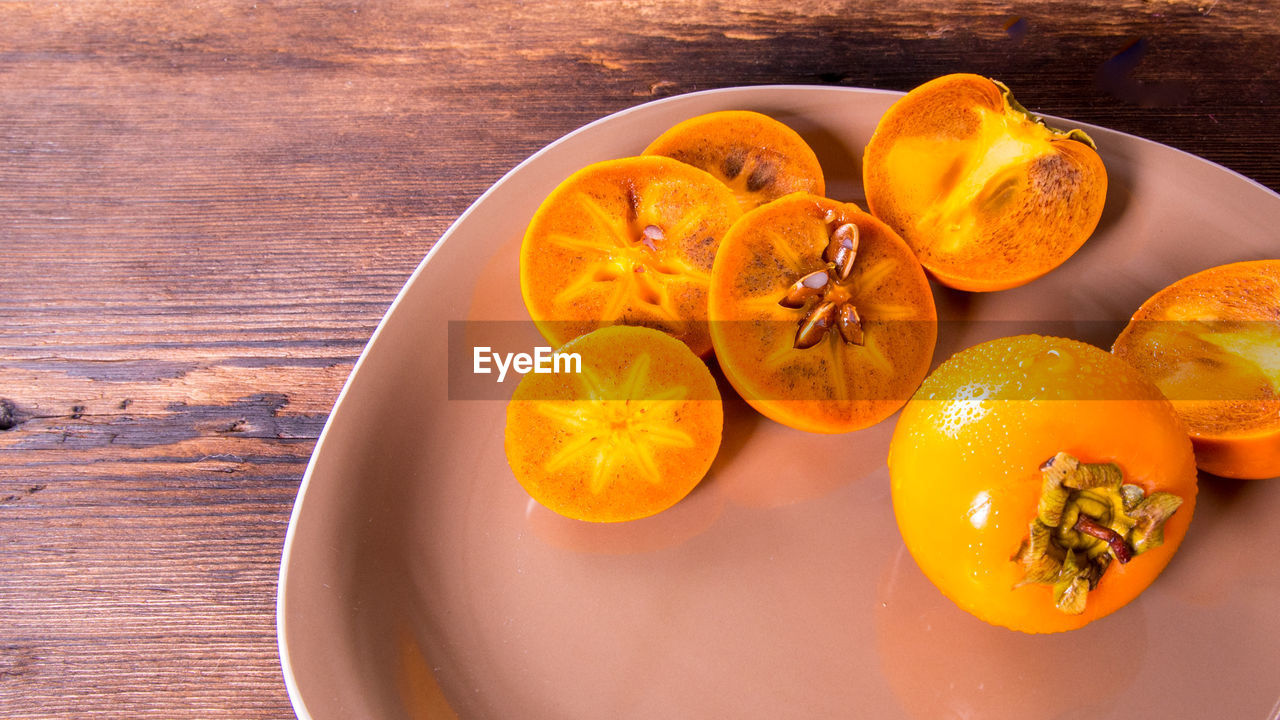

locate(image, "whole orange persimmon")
(889, 335), (1197, 633)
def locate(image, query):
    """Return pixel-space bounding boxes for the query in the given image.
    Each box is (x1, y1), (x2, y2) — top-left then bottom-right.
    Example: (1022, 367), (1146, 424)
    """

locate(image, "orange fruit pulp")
(504, 325), (723, 522)
(520, 155), (741, 357)
(863, 73), (1107, 292)
(643, 109), (825, 213)
(708, 192), (936, 433)
(1113, 259), (1280, 479)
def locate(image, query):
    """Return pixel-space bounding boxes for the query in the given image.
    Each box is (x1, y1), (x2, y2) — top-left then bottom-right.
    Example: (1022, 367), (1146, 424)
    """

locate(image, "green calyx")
(992, 78), (1099, 150)
(1013, 452), (1183, 615)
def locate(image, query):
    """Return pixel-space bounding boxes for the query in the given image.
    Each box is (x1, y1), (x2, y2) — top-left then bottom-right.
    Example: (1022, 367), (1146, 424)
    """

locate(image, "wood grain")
(2, 1), (1277, 717)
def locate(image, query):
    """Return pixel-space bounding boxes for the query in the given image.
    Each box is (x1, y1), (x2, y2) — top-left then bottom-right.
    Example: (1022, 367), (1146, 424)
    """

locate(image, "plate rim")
(274, 82), (1280, 720)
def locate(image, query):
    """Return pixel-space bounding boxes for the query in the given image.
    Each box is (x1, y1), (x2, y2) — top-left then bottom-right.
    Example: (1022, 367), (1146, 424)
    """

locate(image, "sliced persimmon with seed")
(520, 156), (741, 356)
(504, 326), (723, 523)
(863, 74), (1107, 292)
(643, 110), (825, 213)
(708, 193), (937, 433)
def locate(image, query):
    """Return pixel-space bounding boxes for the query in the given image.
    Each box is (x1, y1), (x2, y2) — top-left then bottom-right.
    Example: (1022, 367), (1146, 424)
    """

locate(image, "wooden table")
(3, 2), (1277, 717)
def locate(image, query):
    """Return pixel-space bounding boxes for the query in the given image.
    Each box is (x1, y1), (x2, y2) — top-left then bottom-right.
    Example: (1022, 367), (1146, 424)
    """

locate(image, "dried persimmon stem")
(1017, 452), (1181, 614)
(1073, 515), (1132, 564)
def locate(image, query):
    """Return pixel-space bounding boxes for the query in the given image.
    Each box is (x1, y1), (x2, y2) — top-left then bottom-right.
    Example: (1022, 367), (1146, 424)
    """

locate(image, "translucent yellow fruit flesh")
(888, 109), (1053, 251)
(1124, 320), (1280, 435)
(1112, 259), (1280, 479)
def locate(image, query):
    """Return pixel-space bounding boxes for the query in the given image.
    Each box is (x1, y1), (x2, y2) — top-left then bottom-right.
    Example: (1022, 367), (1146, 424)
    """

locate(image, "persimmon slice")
(520, 156), (741, 356)
(708, 193), (936, 433)
(863, 73), (1107, 291)
(504, 325), (723, 523)
(643, 110), (825, 213)
(1112, 259), (1280, 479)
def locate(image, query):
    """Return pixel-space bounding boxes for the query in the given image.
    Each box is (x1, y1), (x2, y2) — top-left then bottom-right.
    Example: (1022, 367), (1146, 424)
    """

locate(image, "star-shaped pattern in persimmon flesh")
(543, 194), (710, 322)
(534, 353), (695, 494)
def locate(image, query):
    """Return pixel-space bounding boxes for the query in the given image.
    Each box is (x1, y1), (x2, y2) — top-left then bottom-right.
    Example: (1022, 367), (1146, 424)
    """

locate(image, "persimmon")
(643, 110), (825, 213)
(1112, 259), (1280, 479)
(504, 325), (723, 523)
(520, 156), (741, 357)
(708, 193), (936, 433)
(889, 335), (1197, 633)
(863, 73), (1107, 292)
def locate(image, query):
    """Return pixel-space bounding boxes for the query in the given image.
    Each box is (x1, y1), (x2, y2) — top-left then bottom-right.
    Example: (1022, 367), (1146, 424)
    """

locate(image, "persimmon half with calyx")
(1112, 259), (1280, 480)
(889, 335), (1197, 633)
(708, 193), (936, 433)
(520, 155), (741, 357)
(504, 325), (723, 523)
(643, 110), (825, 213)
(863, 73), (1107, 291)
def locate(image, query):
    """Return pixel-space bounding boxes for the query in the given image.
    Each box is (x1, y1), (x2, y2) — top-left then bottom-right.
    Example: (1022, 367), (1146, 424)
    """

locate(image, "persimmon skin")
(889, 335), (1197, 633)
(643, 110), (825, 213)
(863, 74), (1107, 292)
(1113, 259), (1280, 479)
(504, 325), (722, 523)
(708, 193), (936, 434)
(520, 155), (741, 357)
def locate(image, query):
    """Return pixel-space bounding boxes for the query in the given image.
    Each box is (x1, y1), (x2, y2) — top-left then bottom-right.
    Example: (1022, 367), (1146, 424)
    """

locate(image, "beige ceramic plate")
(278, 86), (1280, 720)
